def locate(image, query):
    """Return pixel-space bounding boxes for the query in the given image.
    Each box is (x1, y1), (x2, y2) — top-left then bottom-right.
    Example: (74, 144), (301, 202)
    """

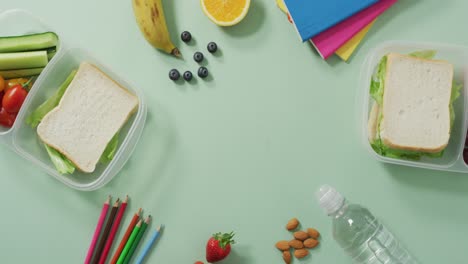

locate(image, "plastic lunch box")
(359, 41), (468, 173)
(0, 9), (147, 190)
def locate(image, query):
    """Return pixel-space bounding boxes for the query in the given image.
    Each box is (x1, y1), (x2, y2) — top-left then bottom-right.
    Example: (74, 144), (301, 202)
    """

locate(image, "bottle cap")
(316, 185), (345, 215)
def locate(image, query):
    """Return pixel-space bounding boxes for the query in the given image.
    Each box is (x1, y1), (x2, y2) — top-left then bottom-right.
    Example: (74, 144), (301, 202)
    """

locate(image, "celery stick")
(0, 67), (44, 78)
(0, 51), (48, 70)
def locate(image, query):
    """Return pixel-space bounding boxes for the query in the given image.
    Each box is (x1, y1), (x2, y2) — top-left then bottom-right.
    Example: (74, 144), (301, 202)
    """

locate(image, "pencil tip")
(137, 208), (142, 215)
(157, 225), (162, 231)
(145, 215), (152, 223)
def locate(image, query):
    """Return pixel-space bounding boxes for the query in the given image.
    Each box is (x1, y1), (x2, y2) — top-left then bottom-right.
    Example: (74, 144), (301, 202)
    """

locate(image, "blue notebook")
(283, 0), (379, 42)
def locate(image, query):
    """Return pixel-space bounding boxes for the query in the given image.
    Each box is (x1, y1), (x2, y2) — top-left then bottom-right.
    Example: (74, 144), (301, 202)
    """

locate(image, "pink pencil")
(98, 195), (129, 264)
(85, 196), (111, 264)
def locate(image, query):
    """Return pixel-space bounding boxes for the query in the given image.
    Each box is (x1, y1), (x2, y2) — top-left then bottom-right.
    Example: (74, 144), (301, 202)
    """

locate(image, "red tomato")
(0, 107), (16, 128)
(2, 84), (27, 113)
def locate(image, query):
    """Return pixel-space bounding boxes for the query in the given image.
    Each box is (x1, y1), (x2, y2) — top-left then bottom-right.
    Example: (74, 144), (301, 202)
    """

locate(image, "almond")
(286, 218), (300, 231)
(293, 231), (309, 241)
(282, 251), (291, 264)
(307, 228), (320, 239)
(303, 238), (319, 249)
(288, 239), (304, 249)
(275, 240), (290, 251)
(294, 248), (309, 259)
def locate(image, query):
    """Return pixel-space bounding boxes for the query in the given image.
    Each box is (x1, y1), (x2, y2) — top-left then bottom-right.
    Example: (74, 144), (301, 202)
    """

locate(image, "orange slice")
(201, 0), (251, 26)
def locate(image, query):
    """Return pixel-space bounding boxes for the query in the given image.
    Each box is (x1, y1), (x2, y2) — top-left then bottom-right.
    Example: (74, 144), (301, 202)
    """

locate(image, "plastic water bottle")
(316, 185), (418, 264)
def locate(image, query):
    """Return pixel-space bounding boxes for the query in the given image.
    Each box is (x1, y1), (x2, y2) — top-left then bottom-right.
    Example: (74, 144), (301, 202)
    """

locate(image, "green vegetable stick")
(26, 70), (77, 127)
(0, 67), (44, 79)
(0, 50), (48, 70)
(47, 50), (56, 60)
(117, 220), (142, 264)
(0, 32), (58, 53)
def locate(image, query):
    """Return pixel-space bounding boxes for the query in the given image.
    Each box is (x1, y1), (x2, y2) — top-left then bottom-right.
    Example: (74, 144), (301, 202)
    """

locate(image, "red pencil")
(85, 196), (110, 264)
(110, 208), (142, 264)
(98, 195), (129, 264)
(91, 198), (120, 264)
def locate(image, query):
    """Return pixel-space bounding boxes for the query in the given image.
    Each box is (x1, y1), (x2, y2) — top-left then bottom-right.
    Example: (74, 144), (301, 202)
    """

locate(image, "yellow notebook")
(276, 0), (374, 61)
(335, 21), (375, 61)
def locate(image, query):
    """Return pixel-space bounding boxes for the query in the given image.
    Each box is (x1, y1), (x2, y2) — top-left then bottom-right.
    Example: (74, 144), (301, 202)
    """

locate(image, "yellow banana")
(132, 0), (181, 57)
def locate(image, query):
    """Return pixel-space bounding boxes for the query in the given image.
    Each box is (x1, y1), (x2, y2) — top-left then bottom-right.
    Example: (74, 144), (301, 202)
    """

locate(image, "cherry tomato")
(2, 84), (28, 114)
(6, 78), (30, 90)
(0, 75), (4, 92)
(0, 107), (16, 128)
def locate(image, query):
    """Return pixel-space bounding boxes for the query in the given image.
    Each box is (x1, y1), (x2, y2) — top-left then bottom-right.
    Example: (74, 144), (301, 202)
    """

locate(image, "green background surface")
(1, 0), (467, 263)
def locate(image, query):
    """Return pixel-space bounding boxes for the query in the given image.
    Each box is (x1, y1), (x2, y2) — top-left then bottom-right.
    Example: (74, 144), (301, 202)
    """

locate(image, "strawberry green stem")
(213, 232), (236, 249)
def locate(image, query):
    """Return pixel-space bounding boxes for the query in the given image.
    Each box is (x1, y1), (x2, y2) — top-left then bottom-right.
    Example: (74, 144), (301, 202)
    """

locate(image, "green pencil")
(116, 219), (142, 264)
(122, 216), (151, 264)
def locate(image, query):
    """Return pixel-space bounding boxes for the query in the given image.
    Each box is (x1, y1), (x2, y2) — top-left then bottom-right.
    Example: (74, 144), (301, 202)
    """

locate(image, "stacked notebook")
(278, 0), (398, 61)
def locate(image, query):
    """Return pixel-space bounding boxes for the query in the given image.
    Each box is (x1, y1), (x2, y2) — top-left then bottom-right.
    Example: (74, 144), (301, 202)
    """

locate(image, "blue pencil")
(134, 225), (163, 264)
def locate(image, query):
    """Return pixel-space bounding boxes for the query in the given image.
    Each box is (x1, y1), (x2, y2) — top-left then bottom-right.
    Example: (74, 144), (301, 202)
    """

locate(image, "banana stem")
(171, 48), (181, 58)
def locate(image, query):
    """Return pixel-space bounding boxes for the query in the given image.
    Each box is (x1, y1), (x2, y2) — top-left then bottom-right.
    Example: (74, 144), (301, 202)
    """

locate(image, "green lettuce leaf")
(450, 81), (462, 127)
(370, 56), (387, 105)
(369, 50), (462, 160)
(44, 144), (75, 174)
(100, 133), (119, 163)
(408, 50), (437, 59)
(26, 70), (77, 128)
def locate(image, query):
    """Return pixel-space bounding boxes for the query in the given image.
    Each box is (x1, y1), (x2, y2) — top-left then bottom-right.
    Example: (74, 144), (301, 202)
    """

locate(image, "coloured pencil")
(117, 219), (143, 264)
(135, 225), (163, 264)
(91, 198), (120, 264)
(123, 216), (151, 264)
(110, 208), (142, 264)
(85, 196), (110, 264)
(98, 195), (129, 264)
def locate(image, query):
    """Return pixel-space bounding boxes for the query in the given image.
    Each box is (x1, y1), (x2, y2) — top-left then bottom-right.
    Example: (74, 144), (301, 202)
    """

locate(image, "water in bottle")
(316, 185), (418, 264)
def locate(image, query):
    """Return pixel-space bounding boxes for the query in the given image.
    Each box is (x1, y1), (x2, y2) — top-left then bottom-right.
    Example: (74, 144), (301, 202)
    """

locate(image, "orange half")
(201, 0), (251, 26)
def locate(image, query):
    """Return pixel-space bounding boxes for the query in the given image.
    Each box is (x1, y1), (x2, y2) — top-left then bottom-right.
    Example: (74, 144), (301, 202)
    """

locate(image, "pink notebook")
(311, 0), (398, 59)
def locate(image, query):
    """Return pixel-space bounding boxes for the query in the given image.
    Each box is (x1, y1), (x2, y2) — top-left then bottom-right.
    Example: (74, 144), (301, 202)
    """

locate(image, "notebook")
(283, 0), (378, 41)
(311, 0), (397, 59)
(335, 21), (375, 61)
(276, 0), (375, 61)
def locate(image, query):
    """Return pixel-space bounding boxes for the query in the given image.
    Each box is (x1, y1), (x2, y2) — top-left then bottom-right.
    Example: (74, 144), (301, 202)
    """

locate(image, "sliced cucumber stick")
(47, 50), (56, 60)
(0, 51), (48, 70)
(0, 32), (59, 53)
(0, 67), (44, 79)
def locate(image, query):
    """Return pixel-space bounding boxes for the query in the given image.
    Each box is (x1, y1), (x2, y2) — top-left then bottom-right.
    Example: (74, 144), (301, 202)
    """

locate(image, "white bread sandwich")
(368, 51), (462, 160)
(36, 62), (139, 173)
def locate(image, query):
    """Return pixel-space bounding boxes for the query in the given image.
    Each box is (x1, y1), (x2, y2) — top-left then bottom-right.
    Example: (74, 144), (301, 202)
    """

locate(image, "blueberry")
(198, 67), (209, 78)
(181, 31), (192, 42)
(207, 42), (218, 53)
(193, 52), (204, 63)
(169, 69), (180, 81)
(183, 71), (193, 81)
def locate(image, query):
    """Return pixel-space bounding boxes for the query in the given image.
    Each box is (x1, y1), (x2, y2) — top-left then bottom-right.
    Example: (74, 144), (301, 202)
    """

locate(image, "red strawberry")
(206, 232), (236, 263)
